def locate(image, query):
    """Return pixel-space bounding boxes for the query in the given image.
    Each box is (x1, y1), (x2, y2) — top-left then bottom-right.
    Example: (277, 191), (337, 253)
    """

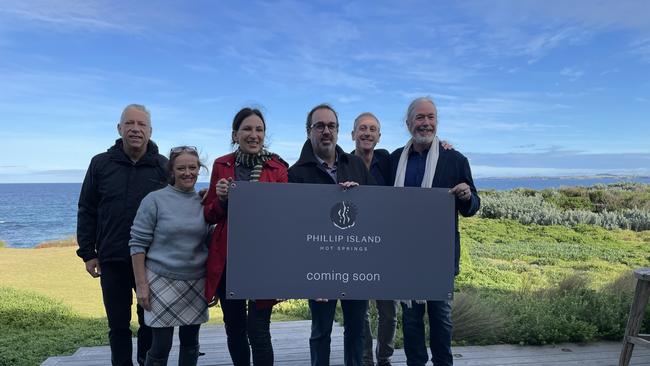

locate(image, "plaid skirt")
(144, 269), (209, 328)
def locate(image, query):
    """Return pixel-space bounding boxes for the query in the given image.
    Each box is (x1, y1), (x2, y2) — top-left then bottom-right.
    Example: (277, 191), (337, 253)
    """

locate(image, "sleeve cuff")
(129, 245), (147, 256)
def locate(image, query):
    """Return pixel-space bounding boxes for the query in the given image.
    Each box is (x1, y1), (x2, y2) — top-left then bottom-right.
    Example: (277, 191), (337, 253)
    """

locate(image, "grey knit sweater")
(129, 185), (209, 280)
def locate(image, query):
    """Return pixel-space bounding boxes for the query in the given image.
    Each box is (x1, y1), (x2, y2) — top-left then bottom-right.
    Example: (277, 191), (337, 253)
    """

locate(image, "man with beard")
(390, 97), (480, 366)
(289, 103), (373, 366)
(77, 104), (167, 366)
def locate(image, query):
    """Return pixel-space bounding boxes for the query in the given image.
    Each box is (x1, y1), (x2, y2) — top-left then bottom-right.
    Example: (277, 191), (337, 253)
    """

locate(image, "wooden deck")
(42, 320), (650, 365)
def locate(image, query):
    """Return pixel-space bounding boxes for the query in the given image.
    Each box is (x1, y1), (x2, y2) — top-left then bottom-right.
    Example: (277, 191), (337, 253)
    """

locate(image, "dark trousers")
(100, 261), (152, 366)
(217, 279), (273, 366)
(148, 324), (201, 360)
(309, 299), (368, 366)
(363, 300), (398, 366)
(401, 301), (453, 366)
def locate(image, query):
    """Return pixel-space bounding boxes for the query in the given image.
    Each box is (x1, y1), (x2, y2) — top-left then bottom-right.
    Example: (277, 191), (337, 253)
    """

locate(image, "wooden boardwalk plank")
(42, 320), (650, 365)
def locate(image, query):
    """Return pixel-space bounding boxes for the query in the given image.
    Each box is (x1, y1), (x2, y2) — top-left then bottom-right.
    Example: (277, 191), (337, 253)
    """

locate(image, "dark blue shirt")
(404, 148), (429, 187)
(369, 154), (386, 186)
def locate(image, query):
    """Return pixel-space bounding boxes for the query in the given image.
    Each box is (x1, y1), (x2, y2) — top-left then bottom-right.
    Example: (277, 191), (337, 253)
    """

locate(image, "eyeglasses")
(170, 145), (198, 154)
(310, 122), (338, 133)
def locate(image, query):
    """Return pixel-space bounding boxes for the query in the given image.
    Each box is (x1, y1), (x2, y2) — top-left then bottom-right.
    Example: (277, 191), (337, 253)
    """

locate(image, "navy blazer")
(390, 142), (480, 275)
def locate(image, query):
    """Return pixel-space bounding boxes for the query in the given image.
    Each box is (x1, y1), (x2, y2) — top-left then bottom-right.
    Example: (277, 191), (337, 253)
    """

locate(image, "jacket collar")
(108, 139), (161, 166)
(295, 140), (348, 167)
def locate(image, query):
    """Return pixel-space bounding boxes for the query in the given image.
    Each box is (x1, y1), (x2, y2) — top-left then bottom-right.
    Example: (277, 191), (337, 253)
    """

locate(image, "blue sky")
(0, 0), (648, 183)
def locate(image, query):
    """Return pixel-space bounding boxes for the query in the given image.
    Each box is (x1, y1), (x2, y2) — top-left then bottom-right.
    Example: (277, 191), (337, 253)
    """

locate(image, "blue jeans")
(309, 299), (368, 366)
(401, 301), (453, 366)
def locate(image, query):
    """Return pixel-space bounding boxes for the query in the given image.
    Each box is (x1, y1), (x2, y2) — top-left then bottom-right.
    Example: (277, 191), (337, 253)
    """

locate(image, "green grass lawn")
(2, 216), (649, 364)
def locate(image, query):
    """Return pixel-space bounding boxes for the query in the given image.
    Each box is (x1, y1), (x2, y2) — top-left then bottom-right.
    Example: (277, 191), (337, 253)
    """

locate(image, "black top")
(77, 139), (168, 263)
(350, 148), (391, 186)
(390, 141), (481, 275)
(289, 140), (375, 186)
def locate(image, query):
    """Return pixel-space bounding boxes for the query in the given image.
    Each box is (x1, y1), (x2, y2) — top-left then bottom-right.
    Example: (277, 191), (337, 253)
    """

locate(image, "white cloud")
(630, 38), (650, 62)
(560, 67), (585, 82)
(0, 0), (140, 32)
(336, 95), (363, 104)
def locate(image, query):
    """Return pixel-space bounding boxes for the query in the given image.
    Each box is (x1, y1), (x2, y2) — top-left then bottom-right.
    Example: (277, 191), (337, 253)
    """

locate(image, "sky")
(0, 0), (649, 183)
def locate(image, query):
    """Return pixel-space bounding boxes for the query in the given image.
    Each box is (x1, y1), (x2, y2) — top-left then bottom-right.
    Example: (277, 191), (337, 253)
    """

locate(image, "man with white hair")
(77, 104), (168, 366)
(390, 97), (480, 366)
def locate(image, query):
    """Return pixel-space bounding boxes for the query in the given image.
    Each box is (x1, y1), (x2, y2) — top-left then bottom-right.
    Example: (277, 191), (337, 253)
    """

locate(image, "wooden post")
(619, 268), (650, 366)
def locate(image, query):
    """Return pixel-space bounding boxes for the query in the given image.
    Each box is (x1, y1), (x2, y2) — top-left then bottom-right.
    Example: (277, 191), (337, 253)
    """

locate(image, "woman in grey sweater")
(130, 146), (209, 366)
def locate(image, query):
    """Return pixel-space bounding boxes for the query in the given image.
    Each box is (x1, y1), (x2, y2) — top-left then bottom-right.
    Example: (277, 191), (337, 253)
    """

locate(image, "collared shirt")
(368, 154), (386, 186)
(404, 147), (429, 187)
(315, 153), (338, 183)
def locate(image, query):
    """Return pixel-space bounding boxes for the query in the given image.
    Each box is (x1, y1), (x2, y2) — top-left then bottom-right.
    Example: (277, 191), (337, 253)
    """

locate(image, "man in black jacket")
(390, 97), (480, 366)
(289, 104), (373, 366)
(349, 112), (396, 366)
(77, 104), (167, 366)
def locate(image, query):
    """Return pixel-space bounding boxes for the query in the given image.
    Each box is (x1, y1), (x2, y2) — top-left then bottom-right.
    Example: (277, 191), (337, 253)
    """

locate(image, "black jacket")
(350, 148), (391, 186)
(390, 142), (480, 274)
(77, 139), (168, 263)
(289, 140), (374, 185)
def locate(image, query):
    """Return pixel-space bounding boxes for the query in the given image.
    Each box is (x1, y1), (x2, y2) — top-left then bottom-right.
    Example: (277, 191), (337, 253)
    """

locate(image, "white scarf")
(395, 136), (440, 308)
(393, 136), (440, 188)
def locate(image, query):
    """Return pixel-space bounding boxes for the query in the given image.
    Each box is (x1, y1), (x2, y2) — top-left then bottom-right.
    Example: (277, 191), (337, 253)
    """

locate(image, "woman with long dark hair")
(203, 107), (288, 365)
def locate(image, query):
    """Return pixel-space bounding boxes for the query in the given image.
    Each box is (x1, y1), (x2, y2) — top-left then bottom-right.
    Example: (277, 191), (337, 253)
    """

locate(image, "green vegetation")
(479, 183), (650, 231)
(34, 236), (77, 248)
(0, 240), (5, 248)
(0, 287), (107, 366)
(2, 183), (650, 362)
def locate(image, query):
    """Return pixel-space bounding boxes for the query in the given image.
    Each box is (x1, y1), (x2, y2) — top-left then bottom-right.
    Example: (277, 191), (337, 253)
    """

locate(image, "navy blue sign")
(226, 182), (455, 300)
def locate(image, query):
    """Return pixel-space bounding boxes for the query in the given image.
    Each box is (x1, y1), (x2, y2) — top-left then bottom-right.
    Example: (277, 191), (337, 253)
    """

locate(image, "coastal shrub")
(496, 273), (650, 345)
(0, 286), (107, 366)
(35, 236), (77, 248)
(478, 187), (650, 231)
(452, 291), (505, 344)
(365, 292), (505, 348)
(542, 183), (650, 212)
(273, 299), (311, 320)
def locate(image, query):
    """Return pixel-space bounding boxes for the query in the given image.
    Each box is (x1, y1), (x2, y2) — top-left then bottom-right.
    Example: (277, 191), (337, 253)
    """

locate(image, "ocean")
(1, 177), (649, 248)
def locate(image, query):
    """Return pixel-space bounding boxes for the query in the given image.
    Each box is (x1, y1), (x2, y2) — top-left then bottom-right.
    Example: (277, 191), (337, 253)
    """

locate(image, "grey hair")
(306, 103), (338, 133)
(405, 96), (437, 123)
(352, 112), (381, 132)
(120, 104), (151, 124)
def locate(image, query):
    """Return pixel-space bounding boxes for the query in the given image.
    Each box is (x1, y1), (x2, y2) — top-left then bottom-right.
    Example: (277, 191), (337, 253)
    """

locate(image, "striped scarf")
(235, 149), (274, 182)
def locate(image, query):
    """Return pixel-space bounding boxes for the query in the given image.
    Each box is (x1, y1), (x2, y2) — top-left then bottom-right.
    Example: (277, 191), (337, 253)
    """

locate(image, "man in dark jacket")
(77, 104), (167, 366)
(390, 97), (480, 366)
(289, 104), (373, 366)
(349, 112), (396, 366)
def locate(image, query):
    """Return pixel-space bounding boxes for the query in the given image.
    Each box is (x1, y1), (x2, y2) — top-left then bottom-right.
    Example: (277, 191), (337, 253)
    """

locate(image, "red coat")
(203, 152), (288, 309)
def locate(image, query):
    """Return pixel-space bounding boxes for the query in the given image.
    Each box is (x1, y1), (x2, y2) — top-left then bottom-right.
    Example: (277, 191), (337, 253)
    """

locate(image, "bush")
(0, 287), (107, 366)
(477, 185), (650, 231)
(496, 273), (650, 345)
(273, 299), (311, 320)
(452, 291), (505, 344)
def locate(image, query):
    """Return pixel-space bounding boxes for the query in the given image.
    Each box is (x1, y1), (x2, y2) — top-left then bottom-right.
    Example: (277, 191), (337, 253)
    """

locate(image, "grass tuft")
(0, 287), (107, 366)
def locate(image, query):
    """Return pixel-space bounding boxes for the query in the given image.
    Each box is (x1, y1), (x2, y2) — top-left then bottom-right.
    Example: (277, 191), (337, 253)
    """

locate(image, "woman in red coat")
(203, 107), (287, 366)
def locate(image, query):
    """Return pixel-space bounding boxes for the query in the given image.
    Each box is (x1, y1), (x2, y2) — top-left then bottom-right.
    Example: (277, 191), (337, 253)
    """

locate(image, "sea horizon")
(1, 175), (649, 249)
